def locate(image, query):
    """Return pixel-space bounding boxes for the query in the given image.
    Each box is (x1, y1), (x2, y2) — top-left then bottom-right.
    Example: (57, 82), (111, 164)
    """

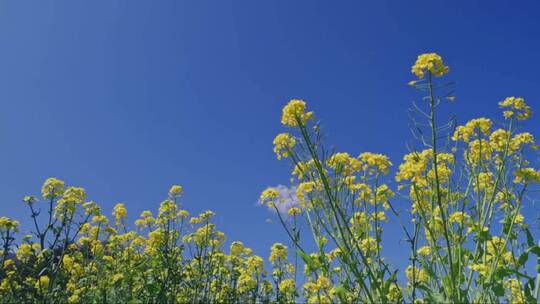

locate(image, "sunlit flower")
(41, 177), (65, 199)
(411, 53), (449, 78)
(281, 99), (314, 127)
(273, 133), (296, 160)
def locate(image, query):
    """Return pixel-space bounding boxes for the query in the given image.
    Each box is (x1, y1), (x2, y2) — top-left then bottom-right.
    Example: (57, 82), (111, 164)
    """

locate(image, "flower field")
(1, 53), (539, 303)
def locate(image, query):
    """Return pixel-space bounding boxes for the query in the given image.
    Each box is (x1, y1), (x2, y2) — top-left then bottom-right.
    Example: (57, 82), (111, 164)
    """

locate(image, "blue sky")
(1, 1), (539, 267)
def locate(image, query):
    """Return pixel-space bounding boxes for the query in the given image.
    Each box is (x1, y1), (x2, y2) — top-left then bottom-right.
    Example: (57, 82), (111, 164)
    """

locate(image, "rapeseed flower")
(411, 53), (449, 78)
(281, 99), (314, 127)
(273, 133), (296, 160)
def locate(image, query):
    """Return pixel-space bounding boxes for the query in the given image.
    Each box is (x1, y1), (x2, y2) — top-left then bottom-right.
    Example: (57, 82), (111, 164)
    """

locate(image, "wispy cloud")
(258, 184), (300, 217)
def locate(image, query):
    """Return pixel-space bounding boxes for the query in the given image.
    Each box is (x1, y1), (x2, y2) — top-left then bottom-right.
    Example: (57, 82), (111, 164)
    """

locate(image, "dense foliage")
(1, 53), (539, 303)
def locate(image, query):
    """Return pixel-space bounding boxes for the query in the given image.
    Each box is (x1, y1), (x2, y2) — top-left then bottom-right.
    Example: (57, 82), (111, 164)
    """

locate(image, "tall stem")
(428, 72), (458, 301)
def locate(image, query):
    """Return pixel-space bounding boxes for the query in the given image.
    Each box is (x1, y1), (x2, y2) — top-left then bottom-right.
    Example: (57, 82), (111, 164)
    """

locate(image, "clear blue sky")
(1, 1), (539, 267)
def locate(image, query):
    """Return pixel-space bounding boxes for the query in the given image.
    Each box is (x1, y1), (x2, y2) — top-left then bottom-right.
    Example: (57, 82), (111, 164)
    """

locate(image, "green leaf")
(297, 250), (315, 270)
(498, 268), (534, 281)
(422, 262), (437, 279)
(429, 291), (446, 303)
(517, 251), (529, 267)
(334, 284), (348, 302)
(527, 245), (540, 256)
(383, 270), (398, 292)
(525, 227), (535, 247)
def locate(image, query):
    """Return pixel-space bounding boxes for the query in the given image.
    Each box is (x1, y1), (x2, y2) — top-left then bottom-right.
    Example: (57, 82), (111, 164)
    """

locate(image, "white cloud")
(259, 184), (300, 217)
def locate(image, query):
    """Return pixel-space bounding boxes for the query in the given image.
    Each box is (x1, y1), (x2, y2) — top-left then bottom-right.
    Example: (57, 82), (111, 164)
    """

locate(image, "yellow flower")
(374, 184), (394, 208)
(281, 99), (314, 127)
(417, 246), (431, 256)
(411, 53), (449, 79)
(405, 266), (429, 283)
(388, 284), (402, 302)
(260, 187), (279, 206)
(230, 241), (244, 256)
(59, 186), (86, 204)
(269, 243), (288, 264)
(23, 195), (37, 205)
(177, 209), (189, 218)
(327, 152), (359, 175)
(279, 278), (296, 294)
(449, 211), (470, 224)
(474, 172), (494, 192)
(452, 118), (492, 142)
(287, 207), (301, 216)
(470, 263), (489, 276)
(112, 203), (127, 225)
(513, 167), (540, 184)
(358, 152), (392, 175)
(464, 139), (492, 164)
(505, 278), (525, 303)
(68, 295), (80, 303)
(499, 96), (532, 120)
(296, 181), (315, 208)
(316, 275), (331, 291)
(41, 177), (65, 199)
(292, 159), (316, 180)
(360, 237), (379, 253)
(236, 272), (257, 293)
(35, 275), (50, 291)
(350, 212), (368, 230)
(490, 129), (511, 152)
(135, 210), (155, 227)
(511, 132), (537, 151)
(0, 217), (19, 231)
(111, 273), (124, 284)
(158, 199), (178, 221)
(169, 184), (183, 197)
(372, 211), (387, 222)
(513, 213), (525, 225)
(395, 149), (430, 181)
(273, 133), (296, 160)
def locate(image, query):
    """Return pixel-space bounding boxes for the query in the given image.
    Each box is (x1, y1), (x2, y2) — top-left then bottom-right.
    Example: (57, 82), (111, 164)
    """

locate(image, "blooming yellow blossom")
(358, 152), (392, 175)
(279, 278), (296, 294)
(499, 96), (532, 120)
(287, 207), (301, 216)
(260, 187), (279, 207)
(513, 167), (540, 184)
(474, 172), (494, 192)
(452, 118), (492, 142)
(0, 217), (19, 231)
(505, 278), (525, 303)
(59, 186), (86, 204)
(327, 152), (360, 175)
(464, 139), (492, 164)
(169, 184), (183, 197)
(417, 246), (431, 256)
(273, 133), (296, 160)
(490, 129), (511, 152)
(112, 203), (127, 225)
(448, 211), (470, 224)
(296, 181), (315, 208)
(35, 275), (50, 291)
(411, 53), (449, 78)
(269, 243), (287, 264)
(281, 99), (314, 127)
(230, 241), (244, 256)
(406, 266), (429, 283)
(41, 177), (65, 199)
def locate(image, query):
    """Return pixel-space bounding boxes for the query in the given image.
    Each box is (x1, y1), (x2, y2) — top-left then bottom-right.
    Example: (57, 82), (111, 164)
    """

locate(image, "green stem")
(427, 72), (458, 301)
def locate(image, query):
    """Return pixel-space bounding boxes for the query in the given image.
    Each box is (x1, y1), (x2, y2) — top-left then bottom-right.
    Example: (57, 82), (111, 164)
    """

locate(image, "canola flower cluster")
(1, 53), (539, 304)
(1, 179), (302, 303)
(411, 53), (449, 78)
